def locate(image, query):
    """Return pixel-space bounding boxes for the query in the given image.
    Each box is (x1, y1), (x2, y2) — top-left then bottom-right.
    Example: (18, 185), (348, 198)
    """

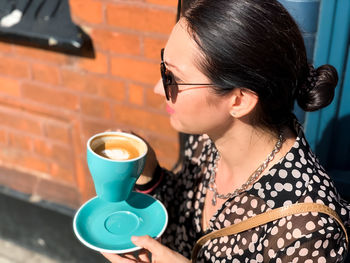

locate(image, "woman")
(103, 0), (350, 262)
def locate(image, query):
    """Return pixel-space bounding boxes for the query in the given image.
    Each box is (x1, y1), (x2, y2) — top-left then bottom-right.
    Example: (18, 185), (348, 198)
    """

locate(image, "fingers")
(137, 250), (151, 262)
(103, 129), (122, 133)
(104, 128), (128, 133)
(131, 236), (190, 263)
(131, 236), (165, 257)
(124, 253), (138, 261)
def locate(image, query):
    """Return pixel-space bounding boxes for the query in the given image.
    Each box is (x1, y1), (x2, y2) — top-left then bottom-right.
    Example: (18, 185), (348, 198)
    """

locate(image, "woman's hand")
(101, 235), (190, 263)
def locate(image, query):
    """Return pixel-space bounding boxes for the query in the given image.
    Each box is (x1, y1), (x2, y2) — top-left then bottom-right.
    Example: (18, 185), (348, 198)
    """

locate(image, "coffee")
(91, 135), (145, 161)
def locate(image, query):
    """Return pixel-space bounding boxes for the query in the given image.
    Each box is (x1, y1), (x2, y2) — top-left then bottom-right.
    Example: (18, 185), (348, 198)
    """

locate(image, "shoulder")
(183, 134), (214, 161)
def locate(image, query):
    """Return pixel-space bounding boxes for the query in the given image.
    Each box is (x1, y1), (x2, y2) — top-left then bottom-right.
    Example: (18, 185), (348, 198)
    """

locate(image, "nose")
(154, 78), (165, 97)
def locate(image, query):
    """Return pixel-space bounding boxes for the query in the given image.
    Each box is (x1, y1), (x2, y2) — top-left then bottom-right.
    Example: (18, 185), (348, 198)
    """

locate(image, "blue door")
(280, 0), (350, 198)
(305, 0), (350, 197)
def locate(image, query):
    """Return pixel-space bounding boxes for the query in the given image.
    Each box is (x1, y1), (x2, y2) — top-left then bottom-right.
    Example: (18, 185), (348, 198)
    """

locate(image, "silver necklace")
(208, 132), (284, 206)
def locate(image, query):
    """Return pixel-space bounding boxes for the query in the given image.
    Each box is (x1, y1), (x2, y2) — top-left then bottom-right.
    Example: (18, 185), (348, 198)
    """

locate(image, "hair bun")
(296, 64), (338, 112)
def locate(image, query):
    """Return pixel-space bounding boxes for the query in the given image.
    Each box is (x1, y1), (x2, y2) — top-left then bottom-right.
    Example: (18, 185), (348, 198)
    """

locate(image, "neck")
(209, 120), (281, 187)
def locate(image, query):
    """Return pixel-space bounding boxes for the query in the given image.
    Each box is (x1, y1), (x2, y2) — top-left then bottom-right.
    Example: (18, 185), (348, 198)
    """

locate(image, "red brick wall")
(0, 0), (179, 209)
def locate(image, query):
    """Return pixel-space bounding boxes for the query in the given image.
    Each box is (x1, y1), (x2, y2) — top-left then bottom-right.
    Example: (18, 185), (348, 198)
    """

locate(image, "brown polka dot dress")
(152, 120), (350, 262)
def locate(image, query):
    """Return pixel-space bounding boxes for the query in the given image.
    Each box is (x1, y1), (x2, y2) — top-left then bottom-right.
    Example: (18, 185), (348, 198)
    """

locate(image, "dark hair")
(181, 0), (338, 132)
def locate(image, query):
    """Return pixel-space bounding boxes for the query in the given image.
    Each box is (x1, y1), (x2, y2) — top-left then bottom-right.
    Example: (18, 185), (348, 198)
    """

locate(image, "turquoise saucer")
(73, 191), (168, 254)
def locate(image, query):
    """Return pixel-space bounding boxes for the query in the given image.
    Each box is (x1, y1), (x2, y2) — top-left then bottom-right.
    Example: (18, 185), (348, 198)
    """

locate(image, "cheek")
(169, 94), (230, 134)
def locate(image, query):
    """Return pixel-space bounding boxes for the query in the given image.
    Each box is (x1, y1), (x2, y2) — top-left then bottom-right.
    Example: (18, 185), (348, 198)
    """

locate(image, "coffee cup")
(87, 132), (148, 202)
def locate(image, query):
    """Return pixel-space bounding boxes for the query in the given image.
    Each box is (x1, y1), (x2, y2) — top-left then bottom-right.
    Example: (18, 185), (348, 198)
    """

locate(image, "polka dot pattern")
(153, 120), (349, 262)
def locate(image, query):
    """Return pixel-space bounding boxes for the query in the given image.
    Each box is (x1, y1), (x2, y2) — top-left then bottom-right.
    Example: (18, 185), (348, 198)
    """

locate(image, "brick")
(32, 139), (51, 157)
(0, 0), (183, 210)
(145, 0), (178, 7)
(44, 121), (71, 144)
(69, 120), (84, 157)
(50, 162), (76, 184)
(20, 154), (51, 174)
(21, 82), (79, 111)
(50, 144), (74, 166)
(0, 166), (38, 196)
(92, 29), (141, 55)
(95, 76), (126, 102)
(143, 37), (167, 60)
(75, 158), (97, 202)
(0, 130), (6, 144)
(0, 55), (30, 78)
(81, 119), (112, 140)
(128, 84), (144, 105)
(0, 42), (12, 53)
(0, 76), (21, 97)
(80, 96), (112, 119)
(77, 51), (108, 74)
(31, 63), (60, 85)
(13, 45), (69, 65)
(69, 0), (103, 24)
(111, 57), (159, 84)
(113, 104), (176, 136)
(61, 70), (97, 94)
(35, 178), (80, 208)
(106, 4), (176, 34)
(80, 172), (97, 203)
(146, 134), (178, 166)
(61, 70), (126, 101)
(0, 148), (50, 174)
(33, 139), (73, 166)
(0, 109), (42, 135)
(75, 156), (87, 186)
(8, 132), (32, 151)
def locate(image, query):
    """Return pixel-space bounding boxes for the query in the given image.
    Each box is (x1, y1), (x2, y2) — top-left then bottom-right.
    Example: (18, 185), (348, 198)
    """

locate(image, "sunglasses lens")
(165, 72), (173, 85)
(160, 64), (170, 100)
(160, 48), (177, 101)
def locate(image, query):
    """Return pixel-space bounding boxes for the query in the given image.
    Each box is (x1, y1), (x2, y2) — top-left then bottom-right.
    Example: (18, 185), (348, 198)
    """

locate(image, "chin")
(169, 118), (183, 132)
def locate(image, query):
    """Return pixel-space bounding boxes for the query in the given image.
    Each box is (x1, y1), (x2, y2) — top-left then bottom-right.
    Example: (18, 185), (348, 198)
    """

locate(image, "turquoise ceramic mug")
(87, 132), (148, 202)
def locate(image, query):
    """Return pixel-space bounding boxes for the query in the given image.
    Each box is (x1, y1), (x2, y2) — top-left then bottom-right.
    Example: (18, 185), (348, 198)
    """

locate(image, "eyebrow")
(164, 60), (181, 72)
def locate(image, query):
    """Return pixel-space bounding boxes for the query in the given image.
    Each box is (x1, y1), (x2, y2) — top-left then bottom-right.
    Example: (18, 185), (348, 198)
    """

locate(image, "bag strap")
(192, 202), (348, 262)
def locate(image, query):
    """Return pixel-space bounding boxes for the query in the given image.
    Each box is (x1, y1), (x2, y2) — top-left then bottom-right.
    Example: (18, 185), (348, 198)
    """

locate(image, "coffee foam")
(101, 149), (131, 160)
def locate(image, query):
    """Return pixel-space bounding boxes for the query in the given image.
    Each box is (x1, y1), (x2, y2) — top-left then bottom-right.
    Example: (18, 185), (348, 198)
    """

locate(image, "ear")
(229, 88), (258, 118)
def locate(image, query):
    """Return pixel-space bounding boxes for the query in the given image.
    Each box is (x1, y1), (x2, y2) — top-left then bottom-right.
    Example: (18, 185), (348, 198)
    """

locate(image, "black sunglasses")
(160, 48), (213, 101)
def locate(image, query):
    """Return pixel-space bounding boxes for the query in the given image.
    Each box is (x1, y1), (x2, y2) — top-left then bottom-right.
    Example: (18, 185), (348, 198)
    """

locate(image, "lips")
(166, 104), (175, 114)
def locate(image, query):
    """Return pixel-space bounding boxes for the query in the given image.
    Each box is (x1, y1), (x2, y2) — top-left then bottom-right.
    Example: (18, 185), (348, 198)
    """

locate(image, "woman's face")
(154, 19), (233, 135)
